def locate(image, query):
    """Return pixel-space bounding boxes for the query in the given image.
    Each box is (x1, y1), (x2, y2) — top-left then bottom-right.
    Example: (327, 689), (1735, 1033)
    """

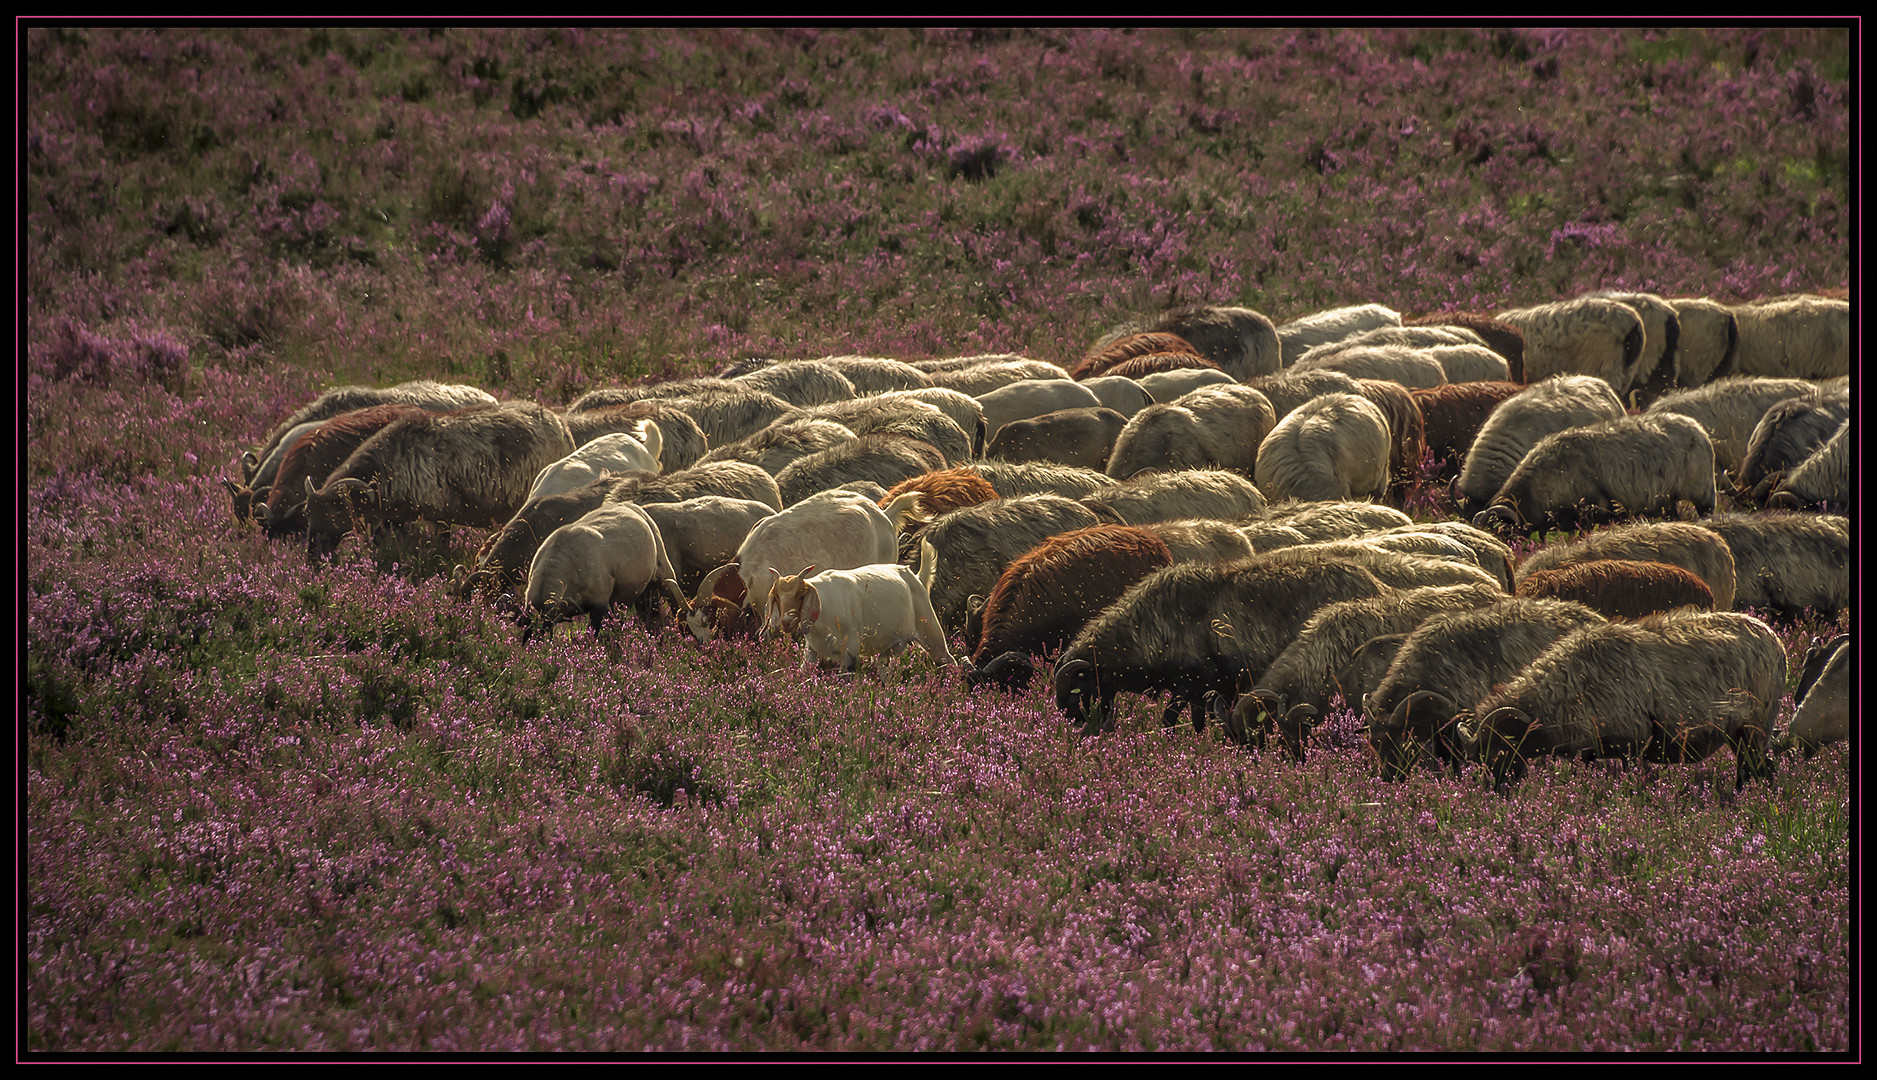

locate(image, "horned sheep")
(1472, 411), (1717, 537)
(260, 403), (433, 538)
(1766, 422), (1848, 512)
(242, 379), (497, 485)
(983, 407), (1129, 471)
(1781, 634), (1850, 755)
(1105, 383), (1277, 479)
(1451, 375), (1626, 519)
(1645, 376), (1819, 477)
(1728, 295), (1849, 380)
(1697, 513), (1849, 620)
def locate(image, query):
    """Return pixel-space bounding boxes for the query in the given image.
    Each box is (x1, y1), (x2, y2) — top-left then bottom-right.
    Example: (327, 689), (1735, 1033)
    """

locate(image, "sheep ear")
(799, 564), (816, 578)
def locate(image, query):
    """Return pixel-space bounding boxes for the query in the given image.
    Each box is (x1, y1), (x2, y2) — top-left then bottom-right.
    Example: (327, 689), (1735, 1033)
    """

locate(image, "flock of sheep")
(224, 288), (1852, 789)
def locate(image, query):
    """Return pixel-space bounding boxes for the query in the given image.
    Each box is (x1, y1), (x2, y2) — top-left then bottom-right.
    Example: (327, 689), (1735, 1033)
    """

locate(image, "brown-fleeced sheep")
(1515, 559), (1716, 620)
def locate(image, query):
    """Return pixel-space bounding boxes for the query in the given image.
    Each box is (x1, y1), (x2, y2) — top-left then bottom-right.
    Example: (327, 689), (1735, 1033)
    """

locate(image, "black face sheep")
(1334, 633), (1410, 723)
(241, 380), (496, 485)
(1275, 304), (1403, 366)
(1466, 610), (1784, 790)
(225, 419), (324, 523)
(915, 494), (1117, 639)
(1496, 296), (1645, 396)
(1253, 392), (1391, 504)
(519, 502), (688, 643)
(1766, 422), (1848, 512)
(1472, 412), (1716, 537)
(260, 403), (435, 538)
(1053, 552), (1389, 734)
(1781, 634), (1849, 756)
(303, 402), (575, 562)
(1451, 375), (1627, 519)
(774, 434), (950, 507)
(1104, 384), (1277, 479)
(698, 417), (858, 476)
(1363, 598), (1610, 782)
(983, 407), (1130, 471)
(1515, 559), (1716, 620)
(1645, 376), (1819, 478)
(1239, 582), (1505, 754)
(964, 525), (1174, 693)
(1732, 385), (1850, 503)
(1728, 295), (1849, 379)
(1697, 513), (1849, 620)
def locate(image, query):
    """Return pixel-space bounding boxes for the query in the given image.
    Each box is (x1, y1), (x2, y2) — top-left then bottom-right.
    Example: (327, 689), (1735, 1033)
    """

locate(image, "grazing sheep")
(698, 417), (858, 476)
(805, 398), (973, 465)
(1472, 412), (1717, 537)
(983, 407), (1130, 471)
(637, 497), (778, 595)
(965, 525), (1175, 692)
(1423, 344), (1512, 385)
(1253, 500), (1414, 542)
(1351, 379), (1428, 503)
(1364, 598), (1609, 781)
(525, 424), (664, 502)
(1105, 383), (1277, 479)
(770, 564), (954, 671)
(561, 400), (708, 473)
(1767, 422), (1849, 512)
(1451, 375), (1628, 518)
(1276, 303), (1403, 366)
(1294, 324), (1487, 364)
(1241, 369), (1364, 421)
(1410, 381), (1525, 482)
(1663, 298), (1738, 388)
(1335, 633), (1410, 721)
(1782, 635), (1849, 755)
(520, 502), (688, 642)
(1238, 521), (1313, 552)
(1136, 367), (1236, 403)
(809, 356), (935, 394)
(225, 419), (324, 523)
(1733, 385), (1851, 503)
(775, 434), (950, 507)
(1467, 610), (1784, 790)
(923, 358), (1073, 397)
(1085, 469), (1269, 526)
(304, 403), (575, 562)
(1697, 513), (1850, 619)
(566, 377), (739, 411)
(1588, 291), (1681, 406)
(975, 379), (1104, 442)
(1054, 552), (1389, 732)
(1109, 305), (1283, 382)
(1098, 352), (1225, 380)
(1516, 560), (1716, 620)
(916, 494), (1115, 638)
(681, 489), (900, 643)
(1136, 518), (1257, 564)
(729, 360), (859, 407)
(1290, 345), (1449, 389)
(1403, 312), (1526, 381)
(1646, 376), (1819, 477)
(1253, 393), (1391, 503)
(454, 462), (784, 601)
(1078, 375), (1157, 418)
(1374, 521), (1516, 591)
(1241, 582), (1505, 750)
(1497, 296), (1645, 395)
(1260, 544), (1503, 593)
(260, 404), (434, 538)
(869, 388), (991, 454)
(243, 380), (497, 485)
(972, 461), (1120, 500)
(1072, 332), (1202, 381)
(1728, 295), (1849, 379)
(1514, 520), (1739, 612)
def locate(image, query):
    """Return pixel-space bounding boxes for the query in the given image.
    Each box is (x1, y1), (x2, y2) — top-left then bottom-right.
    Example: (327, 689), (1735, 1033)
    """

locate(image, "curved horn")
(1279, 704), (1319, 763)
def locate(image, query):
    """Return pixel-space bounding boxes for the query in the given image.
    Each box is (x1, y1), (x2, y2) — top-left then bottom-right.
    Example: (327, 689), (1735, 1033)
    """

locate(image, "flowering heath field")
(24, 26), (1851, 1053)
